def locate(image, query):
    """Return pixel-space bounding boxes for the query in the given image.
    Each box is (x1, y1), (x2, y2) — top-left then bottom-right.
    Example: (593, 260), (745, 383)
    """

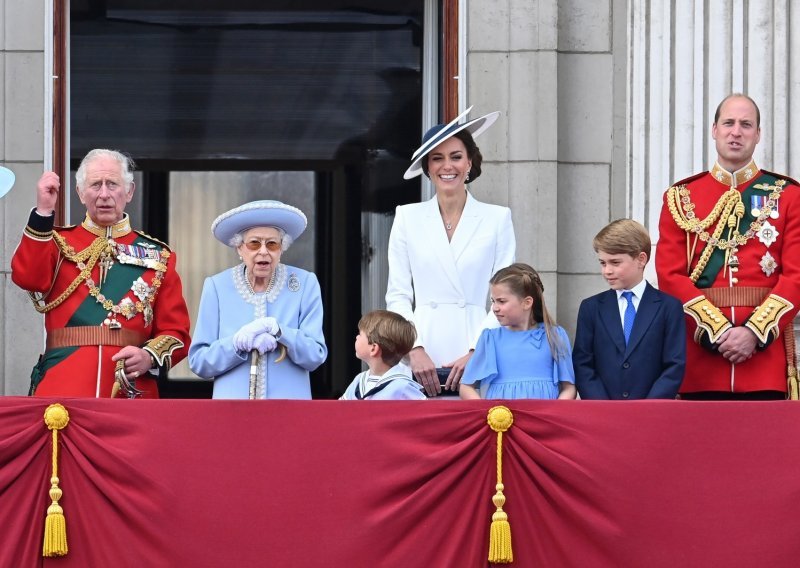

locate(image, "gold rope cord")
(487, 406), (514, 563)
(42, 403), (70, 557)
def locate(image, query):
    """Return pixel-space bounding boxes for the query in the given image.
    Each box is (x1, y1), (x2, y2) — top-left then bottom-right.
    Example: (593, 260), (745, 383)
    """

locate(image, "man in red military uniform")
(656, 94), (800, 400)
(11, 149), (191, 398)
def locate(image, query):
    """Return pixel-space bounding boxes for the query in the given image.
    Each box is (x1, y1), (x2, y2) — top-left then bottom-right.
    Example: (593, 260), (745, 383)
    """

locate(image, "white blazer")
(386, 192), (516, 367)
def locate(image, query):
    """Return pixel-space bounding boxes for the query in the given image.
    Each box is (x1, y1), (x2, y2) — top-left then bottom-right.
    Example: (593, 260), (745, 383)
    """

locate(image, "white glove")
(253, 333), (278, 354)
(233, 317), (281, 352)
(232, 328), (256, 353)
(241, 317), (280, 336)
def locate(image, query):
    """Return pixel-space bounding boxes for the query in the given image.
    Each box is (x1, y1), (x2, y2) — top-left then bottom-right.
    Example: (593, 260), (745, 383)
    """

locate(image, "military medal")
(757, 221), (779, 247)
(750, 195), (765, 217)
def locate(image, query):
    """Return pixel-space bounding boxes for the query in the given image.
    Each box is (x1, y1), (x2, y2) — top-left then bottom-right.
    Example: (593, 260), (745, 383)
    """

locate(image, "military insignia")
(132, 277), (153, 301)
(119, 297), (137, 319)
(757, 221), (779, 247)
(770, 201), (779, 219)
(288, 273), (301, 292)
(760, 252), (778, 277)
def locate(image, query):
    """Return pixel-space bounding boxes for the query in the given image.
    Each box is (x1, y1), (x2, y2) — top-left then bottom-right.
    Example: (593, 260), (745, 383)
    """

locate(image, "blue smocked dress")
(461, 324), (575, 399)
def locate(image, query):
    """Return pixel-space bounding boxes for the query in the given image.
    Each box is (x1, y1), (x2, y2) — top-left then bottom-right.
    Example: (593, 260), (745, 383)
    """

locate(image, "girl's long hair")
(490, 263), (567, 360)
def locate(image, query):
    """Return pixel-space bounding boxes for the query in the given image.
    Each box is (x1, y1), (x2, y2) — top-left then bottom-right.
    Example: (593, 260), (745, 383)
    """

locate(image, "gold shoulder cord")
(666, 185), (743, 282)
(667, 181), (785, 283)
(29, 233), (111, 313)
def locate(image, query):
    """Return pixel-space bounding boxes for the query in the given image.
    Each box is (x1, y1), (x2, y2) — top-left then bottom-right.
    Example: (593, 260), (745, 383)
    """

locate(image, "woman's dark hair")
(421, 129), (483, 183)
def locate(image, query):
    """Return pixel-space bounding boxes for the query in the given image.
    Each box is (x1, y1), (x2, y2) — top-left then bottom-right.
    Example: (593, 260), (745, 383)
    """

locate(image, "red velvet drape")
(1, 398), (799, 567)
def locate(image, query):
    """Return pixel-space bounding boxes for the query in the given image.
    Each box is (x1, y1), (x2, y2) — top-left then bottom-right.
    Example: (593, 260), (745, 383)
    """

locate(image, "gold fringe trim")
(43, 404), (70, 557)
(487, 406), (514, 563)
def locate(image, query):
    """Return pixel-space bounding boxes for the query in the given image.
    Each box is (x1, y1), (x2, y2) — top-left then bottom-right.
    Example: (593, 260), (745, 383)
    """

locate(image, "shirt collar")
(616, 279), (647, 300)
(710, 159), (758, 188)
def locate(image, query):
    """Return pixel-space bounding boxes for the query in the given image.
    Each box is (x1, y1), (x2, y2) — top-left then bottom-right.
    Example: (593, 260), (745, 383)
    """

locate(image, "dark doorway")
(70, 0), (425, 398)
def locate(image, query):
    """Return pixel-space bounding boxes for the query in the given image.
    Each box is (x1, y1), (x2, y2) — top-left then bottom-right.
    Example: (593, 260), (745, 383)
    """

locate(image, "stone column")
(1, 0), (48, 394)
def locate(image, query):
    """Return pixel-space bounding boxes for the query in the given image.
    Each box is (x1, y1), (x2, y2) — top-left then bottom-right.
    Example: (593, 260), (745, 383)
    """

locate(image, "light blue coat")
(189, 263), (327, 399)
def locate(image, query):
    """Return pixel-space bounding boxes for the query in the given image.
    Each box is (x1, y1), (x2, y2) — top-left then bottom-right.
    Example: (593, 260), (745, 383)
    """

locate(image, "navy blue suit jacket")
(573, 282), (686, 399)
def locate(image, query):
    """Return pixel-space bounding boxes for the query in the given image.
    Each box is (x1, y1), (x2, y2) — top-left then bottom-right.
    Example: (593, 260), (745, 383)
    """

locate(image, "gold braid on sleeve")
(143, 335), (185, 371)
(684, 296), (732, 344)
(744, 294), (794, 345)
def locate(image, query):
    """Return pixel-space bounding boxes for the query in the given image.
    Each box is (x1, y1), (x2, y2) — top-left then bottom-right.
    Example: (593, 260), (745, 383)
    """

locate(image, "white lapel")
(421, 196), (466, 296)
(449, 192), (483, 264)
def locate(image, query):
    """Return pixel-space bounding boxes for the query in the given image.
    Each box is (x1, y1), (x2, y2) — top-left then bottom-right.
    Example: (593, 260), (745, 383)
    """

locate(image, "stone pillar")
(1, 0), (48, 394)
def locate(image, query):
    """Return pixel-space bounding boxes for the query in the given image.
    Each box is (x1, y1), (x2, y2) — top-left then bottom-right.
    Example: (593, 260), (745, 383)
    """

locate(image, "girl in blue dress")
(460, 263), (577, 400)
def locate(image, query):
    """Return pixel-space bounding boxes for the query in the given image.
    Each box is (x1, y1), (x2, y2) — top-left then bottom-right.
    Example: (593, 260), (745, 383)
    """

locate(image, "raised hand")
(36, 171), (60, 215)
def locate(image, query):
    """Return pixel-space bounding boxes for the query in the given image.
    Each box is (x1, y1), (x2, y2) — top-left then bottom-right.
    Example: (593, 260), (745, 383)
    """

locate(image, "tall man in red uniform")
(656, 94), (800, 400)
(11, 149), (191, 398)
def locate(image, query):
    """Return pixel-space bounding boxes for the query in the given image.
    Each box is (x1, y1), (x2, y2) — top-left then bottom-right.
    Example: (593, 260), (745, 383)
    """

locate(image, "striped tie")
(622, 291), (636, 344)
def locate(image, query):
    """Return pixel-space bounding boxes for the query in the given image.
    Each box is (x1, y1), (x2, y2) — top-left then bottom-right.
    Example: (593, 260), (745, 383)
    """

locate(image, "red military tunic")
(11, 211), (191, 398)
(656, 161), (800, 395)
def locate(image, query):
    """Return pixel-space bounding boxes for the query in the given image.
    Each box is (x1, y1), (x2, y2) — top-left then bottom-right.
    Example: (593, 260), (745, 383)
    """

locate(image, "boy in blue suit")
(573, 219), (686, 399)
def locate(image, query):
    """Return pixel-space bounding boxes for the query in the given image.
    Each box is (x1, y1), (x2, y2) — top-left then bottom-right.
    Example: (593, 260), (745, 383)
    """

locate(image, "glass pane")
(71, 2), (423, 162)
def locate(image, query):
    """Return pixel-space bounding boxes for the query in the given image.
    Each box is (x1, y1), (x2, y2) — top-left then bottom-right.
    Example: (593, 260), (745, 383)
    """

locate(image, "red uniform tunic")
(11, 212), (191, 398)
(656, 162), (800, 395)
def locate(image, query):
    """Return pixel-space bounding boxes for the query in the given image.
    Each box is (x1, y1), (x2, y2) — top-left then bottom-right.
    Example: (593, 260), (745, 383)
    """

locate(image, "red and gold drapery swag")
(2, 398), (799, 567)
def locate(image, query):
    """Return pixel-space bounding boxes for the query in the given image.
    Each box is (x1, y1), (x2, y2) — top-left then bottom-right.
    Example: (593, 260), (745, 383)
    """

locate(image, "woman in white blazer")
(386, 108), (516, 396)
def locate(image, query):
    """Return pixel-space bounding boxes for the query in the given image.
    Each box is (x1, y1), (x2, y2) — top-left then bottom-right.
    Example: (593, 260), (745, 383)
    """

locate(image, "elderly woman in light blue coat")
(189, 200), (327, 399)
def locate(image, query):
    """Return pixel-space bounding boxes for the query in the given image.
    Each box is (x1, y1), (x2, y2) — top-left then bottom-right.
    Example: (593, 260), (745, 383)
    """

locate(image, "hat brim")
(212, 200), (308, 246)
(403, 110), (500, 180)
(0, 166), (15, 199)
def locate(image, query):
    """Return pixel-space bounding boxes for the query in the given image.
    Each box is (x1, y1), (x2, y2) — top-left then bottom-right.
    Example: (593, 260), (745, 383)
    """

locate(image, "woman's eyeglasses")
(244, 239), (281, 252)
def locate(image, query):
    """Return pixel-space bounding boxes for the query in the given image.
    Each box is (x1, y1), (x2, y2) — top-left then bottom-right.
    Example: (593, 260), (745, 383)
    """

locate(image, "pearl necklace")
(244, 265), (277, 295)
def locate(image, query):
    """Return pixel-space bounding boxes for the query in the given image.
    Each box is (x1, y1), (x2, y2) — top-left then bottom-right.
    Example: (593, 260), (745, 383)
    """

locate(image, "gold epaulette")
(684, 296), (732, 344)
(143, 335), (185, 370)
(134, 230), (173, 252)
(744, 294), (794, 344)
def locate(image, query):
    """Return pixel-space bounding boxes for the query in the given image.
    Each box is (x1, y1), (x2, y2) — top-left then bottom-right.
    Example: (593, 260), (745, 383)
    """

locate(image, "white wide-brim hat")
(403, 106), (501, 180)
(0, 166), (15, 199)
(212, 200), (308, 246)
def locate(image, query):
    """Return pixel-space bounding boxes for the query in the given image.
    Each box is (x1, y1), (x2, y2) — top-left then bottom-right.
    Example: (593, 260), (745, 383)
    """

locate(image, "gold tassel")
(43, 404), (70, 557)
(785, 327), (799, 400)
(788, 367), (799, 400)
(487, 406), (514, 563)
